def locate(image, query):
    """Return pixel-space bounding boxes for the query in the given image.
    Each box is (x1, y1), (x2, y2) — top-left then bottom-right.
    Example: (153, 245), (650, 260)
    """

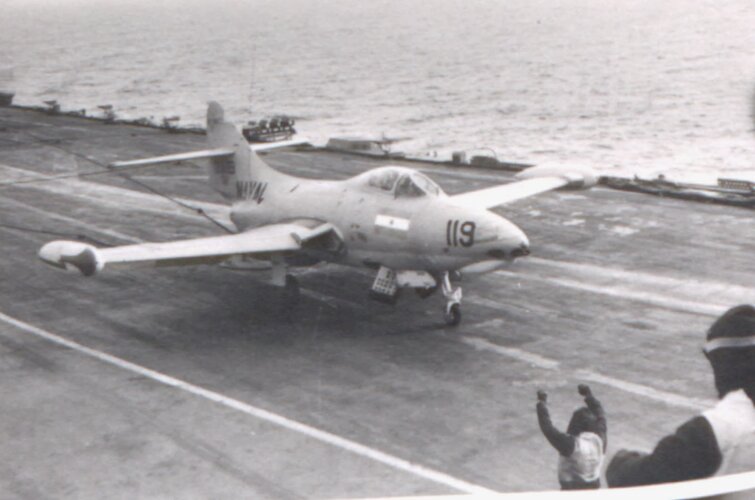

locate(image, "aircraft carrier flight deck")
(0, 106), (753, 498)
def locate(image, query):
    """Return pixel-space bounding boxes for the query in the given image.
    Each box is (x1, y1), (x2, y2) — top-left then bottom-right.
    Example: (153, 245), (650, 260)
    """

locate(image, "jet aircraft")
(38, 102), (596, 325)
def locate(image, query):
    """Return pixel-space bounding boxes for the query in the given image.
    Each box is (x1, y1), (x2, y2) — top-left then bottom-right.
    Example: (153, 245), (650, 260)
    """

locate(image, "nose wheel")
(444, 303), (461, 326)
(441, 272), (463, 326)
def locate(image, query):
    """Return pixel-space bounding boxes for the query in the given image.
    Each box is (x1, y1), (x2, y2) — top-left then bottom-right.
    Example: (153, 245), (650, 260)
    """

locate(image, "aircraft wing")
(109, 148), (235, 168)
(38, 221), (341, 276)
(450, 176), (571, 209)
(450, 163), (597, 210)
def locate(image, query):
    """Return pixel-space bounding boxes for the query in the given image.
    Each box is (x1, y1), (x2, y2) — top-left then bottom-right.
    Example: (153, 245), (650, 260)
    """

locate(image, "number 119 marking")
(446, 220), (476, 247)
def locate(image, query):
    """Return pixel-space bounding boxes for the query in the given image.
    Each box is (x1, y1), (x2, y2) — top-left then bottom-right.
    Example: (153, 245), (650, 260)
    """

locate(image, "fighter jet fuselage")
(229, 166), (530, 275)
(38, 102), (595, 325)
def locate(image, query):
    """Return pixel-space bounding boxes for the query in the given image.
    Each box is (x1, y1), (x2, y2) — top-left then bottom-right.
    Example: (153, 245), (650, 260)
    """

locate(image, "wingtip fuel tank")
(38, 241), (103, 276)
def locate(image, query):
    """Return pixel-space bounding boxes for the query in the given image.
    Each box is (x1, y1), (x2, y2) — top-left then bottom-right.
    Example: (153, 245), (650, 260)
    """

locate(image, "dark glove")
(537, 390), (547, 403)
(578, 384), (592, 397)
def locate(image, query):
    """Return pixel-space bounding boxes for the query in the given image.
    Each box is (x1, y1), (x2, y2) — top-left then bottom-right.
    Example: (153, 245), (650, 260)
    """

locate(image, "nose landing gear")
(441, 272), (462, 326)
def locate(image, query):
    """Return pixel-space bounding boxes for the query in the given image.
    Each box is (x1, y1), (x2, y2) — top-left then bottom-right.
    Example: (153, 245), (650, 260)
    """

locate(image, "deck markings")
(0, 163), (230, 224)
(463, 321), (715, 411)
(459, 330), (714, 411)
(494, 270), (733, 318)
(544, 277), (726, 317)
(575, 370), (713, 411)
(459, 335), (560, 371)
(1, 196), (143, 244)
(0, 310), (495, 495)
(527, 256), (755, 303)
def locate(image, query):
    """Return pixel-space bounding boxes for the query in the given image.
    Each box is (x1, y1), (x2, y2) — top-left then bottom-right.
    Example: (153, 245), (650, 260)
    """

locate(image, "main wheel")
(444, 303), (461, 326)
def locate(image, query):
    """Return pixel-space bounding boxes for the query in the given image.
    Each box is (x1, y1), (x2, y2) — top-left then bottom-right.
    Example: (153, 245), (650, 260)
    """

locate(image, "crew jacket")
(537, 395), (607, 489)
(607, 389), (755, 486)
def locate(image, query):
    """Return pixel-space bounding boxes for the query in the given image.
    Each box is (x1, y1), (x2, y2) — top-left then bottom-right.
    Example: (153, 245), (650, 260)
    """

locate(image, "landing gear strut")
(441, 272), (462, 326)
(272, 259), (300, 304)
(283, 274), (300, 302)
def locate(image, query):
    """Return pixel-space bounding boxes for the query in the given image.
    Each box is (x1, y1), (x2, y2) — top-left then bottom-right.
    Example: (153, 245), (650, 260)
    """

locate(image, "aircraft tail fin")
(205, 101), (280, 200)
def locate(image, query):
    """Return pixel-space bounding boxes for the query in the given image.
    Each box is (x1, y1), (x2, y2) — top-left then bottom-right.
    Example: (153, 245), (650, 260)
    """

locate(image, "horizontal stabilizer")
(108, 140), (310, 170)
(109, 148), (235, 169)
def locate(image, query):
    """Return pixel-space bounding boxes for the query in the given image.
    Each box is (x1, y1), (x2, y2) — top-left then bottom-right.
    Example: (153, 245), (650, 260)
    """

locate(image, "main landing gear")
(367, 266), (464, 326)
(272, 259), (300, 304)
(441, 272), (462, 326)
(283, 274), (300, 302)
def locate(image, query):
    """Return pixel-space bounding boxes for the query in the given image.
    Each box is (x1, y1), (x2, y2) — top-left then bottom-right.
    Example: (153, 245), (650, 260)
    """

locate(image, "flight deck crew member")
(607, 304), (755, 487)
(536, 384), (607, 490)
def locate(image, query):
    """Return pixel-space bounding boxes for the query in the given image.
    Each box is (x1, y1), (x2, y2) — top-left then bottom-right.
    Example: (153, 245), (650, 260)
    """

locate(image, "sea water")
(2, 0), (754, 181)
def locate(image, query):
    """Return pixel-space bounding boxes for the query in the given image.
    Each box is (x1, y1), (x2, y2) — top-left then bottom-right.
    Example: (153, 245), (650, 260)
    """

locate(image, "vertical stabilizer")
(205, 101), (280, 200)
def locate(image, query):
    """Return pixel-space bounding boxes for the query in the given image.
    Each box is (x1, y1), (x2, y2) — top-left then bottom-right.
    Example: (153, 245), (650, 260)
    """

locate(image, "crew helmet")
(704, 304), (755, 399)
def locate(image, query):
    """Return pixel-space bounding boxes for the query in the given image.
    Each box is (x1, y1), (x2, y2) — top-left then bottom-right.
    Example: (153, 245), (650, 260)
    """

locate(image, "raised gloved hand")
(537, 390), (548, 403)
(578, 384), (592, 397)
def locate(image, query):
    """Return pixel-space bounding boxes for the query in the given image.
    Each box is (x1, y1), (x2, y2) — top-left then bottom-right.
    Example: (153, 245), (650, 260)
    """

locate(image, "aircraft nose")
(506, 224), (530, 259)
(510, 241), (530, 259)
(486, 219), (530, 260)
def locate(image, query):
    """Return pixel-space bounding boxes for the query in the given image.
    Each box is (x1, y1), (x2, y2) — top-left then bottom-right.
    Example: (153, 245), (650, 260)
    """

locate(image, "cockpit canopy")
(364, 167), (444, 198)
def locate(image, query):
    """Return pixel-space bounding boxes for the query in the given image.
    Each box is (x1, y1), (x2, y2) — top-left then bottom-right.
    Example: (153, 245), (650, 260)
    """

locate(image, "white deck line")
(0, 163), (230, 224)
(459, 328), (715, 411)
(1, 196), (143, 244)
(0, 311), (495, 496)
(460, 336), (560, 371)
(525, 257), (755, 305)
(575, 370), (713, 412)
(358, 471), (755, 499)
(494, 270), (728, 318)
(461, 335), (714, 411)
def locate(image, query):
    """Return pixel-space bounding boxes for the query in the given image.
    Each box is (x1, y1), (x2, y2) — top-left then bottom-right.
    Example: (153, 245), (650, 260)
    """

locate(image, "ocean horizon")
(2, 0), (754, 182)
